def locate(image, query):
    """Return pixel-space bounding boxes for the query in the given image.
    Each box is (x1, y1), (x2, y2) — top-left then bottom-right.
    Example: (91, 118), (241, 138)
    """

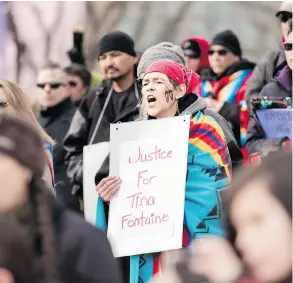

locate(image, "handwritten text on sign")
(107, 116), (189, 257)
(121, 145), (172, 230)
(257, 109), (292, 139)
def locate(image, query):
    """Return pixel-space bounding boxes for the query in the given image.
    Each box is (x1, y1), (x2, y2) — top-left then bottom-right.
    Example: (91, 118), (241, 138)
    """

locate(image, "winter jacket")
(39, 98), (78, 211)
(63, 79), (141, 198)
(56, 204), (122, 283)
(246, 66), (292, 155)
(245, 44), (287, 113)
(198, 59), (255, 160)
(96, 92), (232, 283)
(11, 194), (122, 283)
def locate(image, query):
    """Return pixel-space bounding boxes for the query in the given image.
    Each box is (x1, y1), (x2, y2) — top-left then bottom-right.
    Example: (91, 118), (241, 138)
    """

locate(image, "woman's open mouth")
(147, 95), (157, 105)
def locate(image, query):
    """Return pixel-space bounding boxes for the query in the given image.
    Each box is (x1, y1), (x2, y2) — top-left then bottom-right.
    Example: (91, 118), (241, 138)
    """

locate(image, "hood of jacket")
(179, 93), (207, 116)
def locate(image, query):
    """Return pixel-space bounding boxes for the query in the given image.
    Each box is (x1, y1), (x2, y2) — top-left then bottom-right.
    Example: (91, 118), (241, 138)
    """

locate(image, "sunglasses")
(278, 11), (292, 23)
(36, 82), (63, 89)
(284, 43), (293, 51)
(0, 100), (8, 107)
(68, 81), (78, 88)
(208, 49), (229, 56)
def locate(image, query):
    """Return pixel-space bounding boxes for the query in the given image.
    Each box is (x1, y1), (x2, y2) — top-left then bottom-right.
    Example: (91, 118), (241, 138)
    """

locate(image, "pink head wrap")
(144, 59), (200, 94)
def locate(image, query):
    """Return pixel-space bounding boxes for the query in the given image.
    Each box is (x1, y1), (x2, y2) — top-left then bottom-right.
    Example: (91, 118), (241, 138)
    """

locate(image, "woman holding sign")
(96, 59), (232, 283)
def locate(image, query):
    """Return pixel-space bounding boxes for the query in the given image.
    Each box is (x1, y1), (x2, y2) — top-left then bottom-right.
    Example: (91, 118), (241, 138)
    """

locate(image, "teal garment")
(96, 111), (232, 283)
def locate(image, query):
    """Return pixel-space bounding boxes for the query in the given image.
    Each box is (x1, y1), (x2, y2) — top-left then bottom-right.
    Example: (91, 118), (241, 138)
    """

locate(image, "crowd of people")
(0, 1), (291, 283)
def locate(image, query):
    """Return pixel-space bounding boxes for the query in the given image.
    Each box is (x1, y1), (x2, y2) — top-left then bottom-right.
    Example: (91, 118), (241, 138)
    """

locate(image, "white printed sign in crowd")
(257, 109), (292, 139)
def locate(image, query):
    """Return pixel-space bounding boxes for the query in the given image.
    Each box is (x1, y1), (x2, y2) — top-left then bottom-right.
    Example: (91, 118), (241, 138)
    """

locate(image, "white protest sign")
(256, 109), (292, 139)
(83, 142), (109, 225)
(107, 115), (190, 257)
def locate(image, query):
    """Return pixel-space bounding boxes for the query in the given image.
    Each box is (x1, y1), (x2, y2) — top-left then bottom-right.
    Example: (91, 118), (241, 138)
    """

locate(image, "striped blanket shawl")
(96, 111), (232, 283)
(197, 69), (253, 161)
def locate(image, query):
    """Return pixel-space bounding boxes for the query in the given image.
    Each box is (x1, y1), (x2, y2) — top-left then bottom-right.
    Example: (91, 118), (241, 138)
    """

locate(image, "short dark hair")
(64, 64), (91, 88)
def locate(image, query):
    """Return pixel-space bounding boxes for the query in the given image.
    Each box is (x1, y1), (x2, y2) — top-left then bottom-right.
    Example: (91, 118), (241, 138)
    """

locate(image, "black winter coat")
(55, 205), (122, 283)
(39, 98), (78, 210)
(246, 66), (292, 155)
(63, 79), (141, 198)
(13, 196), (122, 283)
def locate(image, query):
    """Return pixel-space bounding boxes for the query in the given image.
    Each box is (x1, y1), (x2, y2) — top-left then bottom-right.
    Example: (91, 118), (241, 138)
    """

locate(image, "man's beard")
(109, 70), (132, 82)
(110, 74), (124, 82)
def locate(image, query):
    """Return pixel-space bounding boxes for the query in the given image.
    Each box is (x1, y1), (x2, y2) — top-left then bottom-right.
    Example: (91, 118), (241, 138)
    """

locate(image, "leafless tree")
(6, 1), (26, 82)
(85, 1), (127, 69)
(157, 1), (193, 43)
(134, 1), (152, 43)
(30, 2), (64, 63)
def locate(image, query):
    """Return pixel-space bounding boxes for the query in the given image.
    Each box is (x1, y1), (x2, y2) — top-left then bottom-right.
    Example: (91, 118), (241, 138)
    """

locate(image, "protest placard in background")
(107, 115), (190, 258)
(83, 142), (109, 225)
(256, 109), (292, 140)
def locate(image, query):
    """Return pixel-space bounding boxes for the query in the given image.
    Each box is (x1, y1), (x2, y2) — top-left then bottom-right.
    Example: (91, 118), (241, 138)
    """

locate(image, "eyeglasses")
(68, 81), (78, 88)
(0, 100), (8, 107)
(36, 82), (63, 89)
(284, 43), (293, 51)
(208, 49), (229, 56)
(277, 11), (292, 23)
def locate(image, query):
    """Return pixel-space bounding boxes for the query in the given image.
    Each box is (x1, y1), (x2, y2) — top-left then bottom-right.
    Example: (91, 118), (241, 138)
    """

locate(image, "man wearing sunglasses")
(37, 62), (78, 211)
(246, 0), (292, 109)
(203, 30), (255, 161)
(64, 63), (92, 107)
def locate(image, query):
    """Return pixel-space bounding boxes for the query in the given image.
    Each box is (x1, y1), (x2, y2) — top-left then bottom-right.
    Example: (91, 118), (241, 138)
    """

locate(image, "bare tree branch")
(47, 2), (64, 59)
(85, 1), (127, 69)
(30, 2), (64, 60)
(134, 1), (151, 43)
(6, 1), (26, 82)
(159, 2), (193, 43)
(30, 4), (50, 61)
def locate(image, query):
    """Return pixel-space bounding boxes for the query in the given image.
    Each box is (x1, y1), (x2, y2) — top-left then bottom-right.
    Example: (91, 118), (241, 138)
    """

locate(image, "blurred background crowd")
(0, 1), (291, 283)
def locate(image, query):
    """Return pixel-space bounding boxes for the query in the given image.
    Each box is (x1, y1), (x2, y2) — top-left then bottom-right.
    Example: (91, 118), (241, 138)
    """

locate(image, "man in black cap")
(203, 30), (255, 161)
(208, 30), (246, 77)
(63, 31), (141, 211)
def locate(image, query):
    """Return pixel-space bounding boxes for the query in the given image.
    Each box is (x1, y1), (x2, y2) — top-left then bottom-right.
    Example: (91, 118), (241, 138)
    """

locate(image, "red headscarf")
(144, 59), (200, 94)
(181, 37), (210, 70)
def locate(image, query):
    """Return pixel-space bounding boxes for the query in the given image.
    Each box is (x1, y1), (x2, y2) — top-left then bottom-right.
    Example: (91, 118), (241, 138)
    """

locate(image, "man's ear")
(133, 56), (139, 65)
(175, 84), (186, 99)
